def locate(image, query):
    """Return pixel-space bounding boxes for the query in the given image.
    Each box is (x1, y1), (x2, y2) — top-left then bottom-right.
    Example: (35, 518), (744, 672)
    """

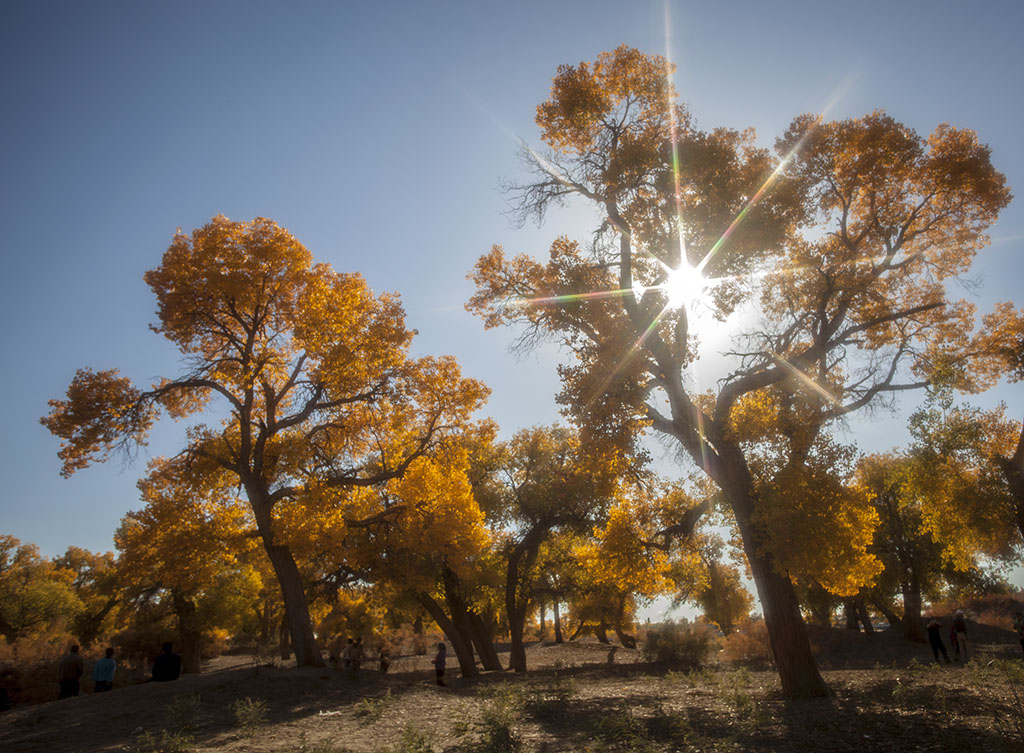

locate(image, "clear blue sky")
(2, 0), (1022, 598)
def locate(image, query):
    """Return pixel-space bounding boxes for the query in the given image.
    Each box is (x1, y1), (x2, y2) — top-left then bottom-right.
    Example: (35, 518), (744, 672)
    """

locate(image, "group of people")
(56, 641), (182, 699)
(328, 637), (445, 684)
(925, 610), (972, 664)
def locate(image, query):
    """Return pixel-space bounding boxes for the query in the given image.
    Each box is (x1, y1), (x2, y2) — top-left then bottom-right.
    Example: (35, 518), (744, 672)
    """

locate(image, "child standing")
(431, 642), (446, 686)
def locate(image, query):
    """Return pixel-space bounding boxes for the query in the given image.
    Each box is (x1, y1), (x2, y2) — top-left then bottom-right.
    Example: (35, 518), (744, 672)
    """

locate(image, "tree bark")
(250, 492), (323, 668)
(553, 601), (563, 644)
(843, 600), (859, 630)
(901, 578), (925, 642)
(419, 595), (477, 678)
(595, 621), (609, 644)
(568, 618), (585, 642)
(467, 610), (503, 671)
(856, 599), (874, 634)
(714, 446), (830, 698)
(172, 591), (202, 674)
(442, 568), (501, 671)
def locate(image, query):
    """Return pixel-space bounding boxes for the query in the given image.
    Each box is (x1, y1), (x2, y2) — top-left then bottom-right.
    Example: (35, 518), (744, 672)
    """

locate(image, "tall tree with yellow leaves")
(468, 47), (1010, 696)
(44, 216), (488, 667)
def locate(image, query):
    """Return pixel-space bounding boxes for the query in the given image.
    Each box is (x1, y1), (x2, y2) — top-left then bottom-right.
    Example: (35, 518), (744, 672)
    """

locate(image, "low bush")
(720, 618), (771, 664)
(641, 620), (717, 669)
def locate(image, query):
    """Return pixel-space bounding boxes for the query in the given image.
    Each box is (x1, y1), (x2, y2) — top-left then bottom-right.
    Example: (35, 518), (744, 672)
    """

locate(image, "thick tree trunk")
(172, 591), (202, 675)
(263, 542), (321, 666)
(613, 624), (637, 649)
(508, 604), (529, 672)
(467, 610), (503, 671)
(595, 621), (609, 644)
(901, 579), (925, 642)
(442, 569), (501, 671)
(251, 493), (322, 668)
(538, 600), (546, 640)
(844, 600), (859, 630)
(553, 601), (563, 644)
(419, 595), (477, 678)
(713, 445), (830, 699)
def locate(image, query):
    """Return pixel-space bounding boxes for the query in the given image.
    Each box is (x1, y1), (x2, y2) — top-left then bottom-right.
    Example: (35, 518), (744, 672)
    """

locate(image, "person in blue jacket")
(92, 647), (116, 691)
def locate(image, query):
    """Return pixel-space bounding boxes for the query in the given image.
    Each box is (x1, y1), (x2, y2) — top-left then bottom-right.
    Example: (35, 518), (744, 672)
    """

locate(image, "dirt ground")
(2, 626), (1023, 753)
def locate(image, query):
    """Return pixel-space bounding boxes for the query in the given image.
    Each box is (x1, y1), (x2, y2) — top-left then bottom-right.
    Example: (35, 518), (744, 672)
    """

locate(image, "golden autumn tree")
(116, 455), (263, 673)
(470, 425), (625, 672)
(572, 492), (674, 647)
(467, 47), (1010, 696)
(0, 536), (81, 644)
(281, 437), (498, 677)
(43, 216), (488, 667)
(52, 547), (121, 649)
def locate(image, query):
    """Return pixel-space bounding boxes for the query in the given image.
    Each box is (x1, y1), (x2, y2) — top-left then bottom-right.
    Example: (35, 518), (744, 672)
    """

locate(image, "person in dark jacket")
(57, 644), (84, 699)
(152, 642), (182, 682)
(925, 618), (950, 664)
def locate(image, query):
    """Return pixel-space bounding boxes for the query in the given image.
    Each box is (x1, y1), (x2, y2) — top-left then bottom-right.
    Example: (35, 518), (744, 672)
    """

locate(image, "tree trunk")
(279, 612), (290, 659)
(508, 603), (529, 672)
(872, 598), (903, 629)
(419, 595), (477, 678)
(901, 578), (925, 642)
(553, 601), (563, 644)
(855, 599), (874, 634)
(717, 448), (830, 699)
(613, 624), (637, 649)
(996, 420), (1024, 541)
(568, 618), (585, 642)
(442, 568), (500, 671)
(172, 591), (202, 675)
(844, 600), (859, 630)
(467, 610), (503, 671)
(251, 496), (322, 668)
(538, 600), (546, 640)
(595, 621), (609, 644)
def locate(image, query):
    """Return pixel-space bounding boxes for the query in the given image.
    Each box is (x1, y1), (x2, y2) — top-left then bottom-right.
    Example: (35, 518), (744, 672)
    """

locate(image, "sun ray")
(768, 351), (840, 406)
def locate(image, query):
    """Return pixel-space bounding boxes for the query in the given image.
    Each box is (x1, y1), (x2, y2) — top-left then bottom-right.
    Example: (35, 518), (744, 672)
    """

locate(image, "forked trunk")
(467, 610), (503, 671)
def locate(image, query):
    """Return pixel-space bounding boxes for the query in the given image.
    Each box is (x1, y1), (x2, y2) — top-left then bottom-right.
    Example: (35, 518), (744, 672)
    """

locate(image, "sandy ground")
(2, 626), (1022, 753)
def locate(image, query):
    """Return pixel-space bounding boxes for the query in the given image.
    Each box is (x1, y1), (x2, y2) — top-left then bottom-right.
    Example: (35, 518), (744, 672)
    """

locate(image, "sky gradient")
(2, 0), (1022, 605)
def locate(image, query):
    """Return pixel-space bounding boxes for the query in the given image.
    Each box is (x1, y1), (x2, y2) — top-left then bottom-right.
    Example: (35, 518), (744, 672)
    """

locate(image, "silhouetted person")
(378, 645), (390, 675)
(953, 610), (971, 661)
(352, 637), (364, 671)
(152, 642), (182, 682)
(1014, 612), (1024, 657)
(58, 644), (84, 699)
(92, 647), (116, 692)
(343, 638), (354, 669)
(431, 642), (446, 686)
(925, 618), (950, 664)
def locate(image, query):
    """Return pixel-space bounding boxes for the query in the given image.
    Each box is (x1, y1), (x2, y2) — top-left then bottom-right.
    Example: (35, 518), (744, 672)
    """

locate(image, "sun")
(659, 261), (707, 312)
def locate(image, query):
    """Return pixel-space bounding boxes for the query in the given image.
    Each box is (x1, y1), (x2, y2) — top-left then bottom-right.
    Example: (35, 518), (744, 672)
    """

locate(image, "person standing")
(57, 644), (84, 699)
(1013, 612), (1024, 657)
(431, 642), (446, 687)
(152, 642), (182, 682)
(92, 647), (116, 692)
(953, 610), (971, 661)
(925, 618), (950, 664)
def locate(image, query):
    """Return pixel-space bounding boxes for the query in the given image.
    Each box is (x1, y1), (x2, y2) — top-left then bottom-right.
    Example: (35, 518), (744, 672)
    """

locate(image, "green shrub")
(231, 696), (268, 732)
(641, 621), (717, 668)
(356, 689), (393, 723)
